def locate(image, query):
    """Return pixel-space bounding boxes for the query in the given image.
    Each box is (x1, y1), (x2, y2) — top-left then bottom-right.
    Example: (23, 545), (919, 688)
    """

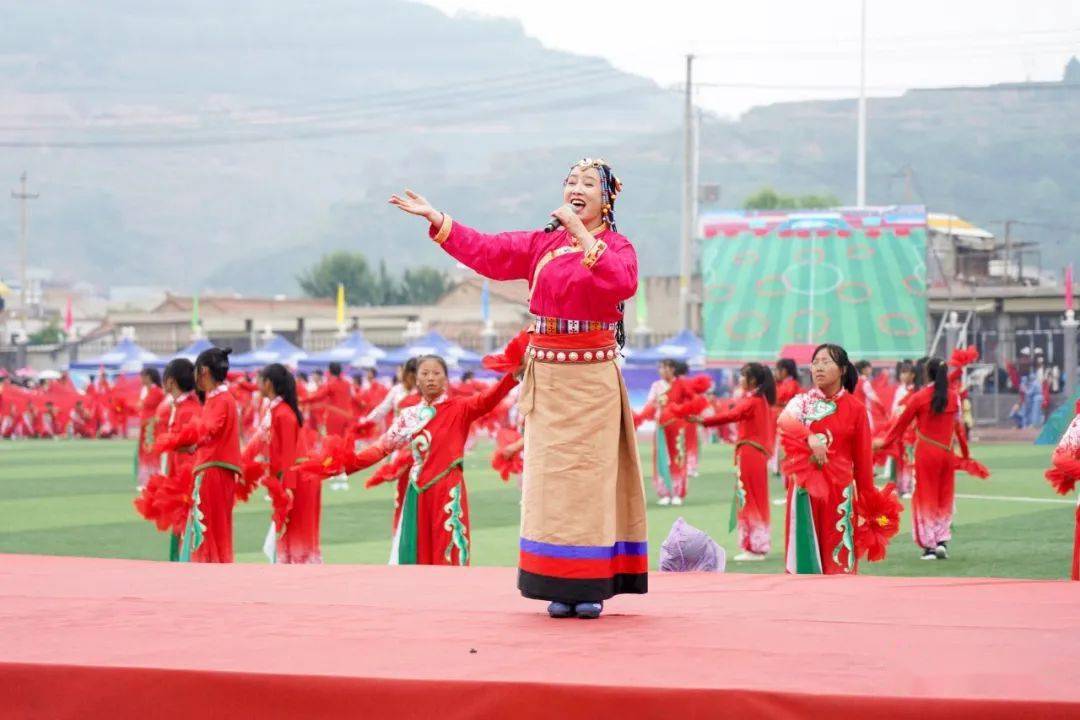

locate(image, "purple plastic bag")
(659, 517), (726, 573)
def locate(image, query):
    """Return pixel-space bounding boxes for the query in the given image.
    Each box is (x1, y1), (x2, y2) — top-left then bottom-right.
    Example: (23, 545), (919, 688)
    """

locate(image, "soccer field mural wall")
(699, 206), (927, 362)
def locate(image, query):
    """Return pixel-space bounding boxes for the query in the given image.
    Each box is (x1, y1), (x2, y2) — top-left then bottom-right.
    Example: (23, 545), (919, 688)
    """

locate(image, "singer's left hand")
(550, 205), (592, 248)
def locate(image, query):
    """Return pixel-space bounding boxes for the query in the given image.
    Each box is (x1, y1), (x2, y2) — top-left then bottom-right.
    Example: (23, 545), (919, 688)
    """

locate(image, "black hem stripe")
(518, 569), (648, 603)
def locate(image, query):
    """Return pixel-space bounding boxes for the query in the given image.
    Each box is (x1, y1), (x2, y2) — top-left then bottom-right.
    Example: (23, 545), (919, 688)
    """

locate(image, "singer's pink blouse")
(428, 216), (637, 323)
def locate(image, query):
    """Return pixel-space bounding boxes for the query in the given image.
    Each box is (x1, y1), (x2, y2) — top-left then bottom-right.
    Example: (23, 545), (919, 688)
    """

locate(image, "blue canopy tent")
(230, 334), (307, 371)
(143, 337), (215, 371)
(624, 330), (706, 367)
(69, 337), (161, 374)
(380, 331), (482, 370)
(298, 330), (386, 373)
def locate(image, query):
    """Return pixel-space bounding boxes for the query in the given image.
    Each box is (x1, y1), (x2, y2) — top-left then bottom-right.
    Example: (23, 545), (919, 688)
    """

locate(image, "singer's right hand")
(550, 204), (589, 245)
(389, 189), (441, 225)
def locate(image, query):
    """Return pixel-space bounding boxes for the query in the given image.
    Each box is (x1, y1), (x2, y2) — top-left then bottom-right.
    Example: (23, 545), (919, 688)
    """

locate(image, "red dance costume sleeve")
(463, 374), (519, 424)
(432, 220), (536, 281)
(850, 405), (876, 497)
(702, 396), (755, 427)
(879, 388), (927, 449)
(270, 404), (300, 488)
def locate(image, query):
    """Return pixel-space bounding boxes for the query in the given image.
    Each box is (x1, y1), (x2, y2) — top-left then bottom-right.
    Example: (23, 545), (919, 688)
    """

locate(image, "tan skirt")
(516, 337), (648, 602)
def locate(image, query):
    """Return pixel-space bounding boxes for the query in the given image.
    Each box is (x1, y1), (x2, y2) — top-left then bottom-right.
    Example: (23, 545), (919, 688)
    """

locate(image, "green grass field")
(0, 438), (1073, 579)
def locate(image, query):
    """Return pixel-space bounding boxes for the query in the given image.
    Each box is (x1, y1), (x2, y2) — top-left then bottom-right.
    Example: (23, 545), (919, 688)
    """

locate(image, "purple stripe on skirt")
(520, 538), (648, 559)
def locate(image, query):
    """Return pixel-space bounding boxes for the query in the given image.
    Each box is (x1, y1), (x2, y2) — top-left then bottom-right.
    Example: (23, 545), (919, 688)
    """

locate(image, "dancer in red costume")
(692, 363), (776, 561)
(303, 361), (354, 439)
(778, 344), (901, 574)
(634, 360), (707, 506)
(134, 359), (201, 561)
(1045, 398), (1080, 580)
(309, 355), (518, 566)
(768, 358), (802, 479)
(136, 368), (166, 489)
(875, 357), (988, 560)
(259, 363), (322, 564)
(360, 357), (421, 514)
(180, 348), (242, 563)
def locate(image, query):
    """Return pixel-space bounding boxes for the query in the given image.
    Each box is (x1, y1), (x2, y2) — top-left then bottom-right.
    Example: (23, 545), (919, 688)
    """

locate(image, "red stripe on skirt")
(519, 550), (648, 579)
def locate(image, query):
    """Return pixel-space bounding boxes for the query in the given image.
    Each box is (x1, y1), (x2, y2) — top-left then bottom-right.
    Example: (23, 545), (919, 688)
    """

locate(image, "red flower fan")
(153, 467), (196, 535)
(854, 483), (903, 562)
(779, 433), (833, 500)
(262, 477), (293, 530)
(948, 346), (980, 369)
(133, 473), (167, 524)
(1046, 449), (1080, 495)
(298, 434), (357, 478)
(236, 438), (267, 503)
(953, 456), (990, 479)
(354, 419), (379, 441)
(687, 375), (714, 394)
(491, 428), (523, 482)
(482, 329), (531, 374)
(365, 449), (412, 489)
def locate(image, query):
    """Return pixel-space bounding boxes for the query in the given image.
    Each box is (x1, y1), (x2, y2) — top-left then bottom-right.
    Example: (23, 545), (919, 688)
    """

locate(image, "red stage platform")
(3, 554), (1079, 719)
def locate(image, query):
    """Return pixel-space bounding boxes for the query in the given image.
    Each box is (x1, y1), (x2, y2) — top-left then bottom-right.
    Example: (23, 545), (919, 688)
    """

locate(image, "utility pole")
(1003, 220), (1015, 285)
(11, 171), (38, 327)
(680, 53), (696, 331)
(856, 0), (868, 207)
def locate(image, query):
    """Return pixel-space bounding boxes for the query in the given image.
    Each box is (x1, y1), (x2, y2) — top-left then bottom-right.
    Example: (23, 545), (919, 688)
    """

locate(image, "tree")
(743, 187), (841, 210)
(28, 322), (64, 345)
(297, 251), (378, 304)
(375, 259), (403, 305)
(399, 267), (450, 305)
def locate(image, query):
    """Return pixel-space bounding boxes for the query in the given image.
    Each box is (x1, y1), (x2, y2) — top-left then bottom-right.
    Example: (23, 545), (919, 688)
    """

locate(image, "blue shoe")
(574, 601), (603, 619)
(547, 601), (574, 618)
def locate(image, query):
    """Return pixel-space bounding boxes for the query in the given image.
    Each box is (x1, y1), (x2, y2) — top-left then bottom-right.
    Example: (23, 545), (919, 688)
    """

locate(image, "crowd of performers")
(127, 349), (524, 566)
(632, 345), (992, 567)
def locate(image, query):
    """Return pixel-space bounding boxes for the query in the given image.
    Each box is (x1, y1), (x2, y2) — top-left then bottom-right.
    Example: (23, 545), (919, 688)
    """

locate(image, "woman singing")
(389, 158), (647, 619)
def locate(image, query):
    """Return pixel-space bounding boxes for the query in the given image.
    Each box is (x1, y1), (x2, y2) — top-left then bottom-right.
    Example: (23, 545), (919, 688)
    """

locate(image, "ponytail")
(195, 347), (232, 384)
(926, 357), (949, 414)
(260, 363), (304, 427)
(743, 362), (777, 405)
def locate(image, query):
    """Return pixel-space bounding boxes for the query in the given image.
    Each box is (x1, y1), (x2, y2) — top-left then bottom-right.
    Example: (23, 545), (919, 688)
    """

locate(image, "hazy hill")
(1, 2), (1077, 295)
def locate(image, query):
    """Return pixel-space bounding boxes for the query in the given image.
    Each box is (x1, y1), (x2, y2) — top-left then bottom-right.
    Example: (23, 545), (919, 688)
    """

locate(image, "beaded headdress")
(567, 157), (623, 232)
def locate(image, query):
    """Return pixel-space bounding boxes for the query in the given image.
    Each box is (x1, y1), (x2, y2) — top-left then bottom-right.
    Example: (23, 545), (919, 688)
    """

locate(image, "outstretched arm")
(389, 189), (535, 281)
(465, 374), (519, 424)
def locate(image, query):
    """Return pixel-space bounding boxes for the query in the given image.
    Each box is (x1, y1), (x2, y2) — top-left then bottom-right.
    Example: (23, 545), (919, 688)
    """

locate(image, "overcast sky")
(419, 0), (1080, 116)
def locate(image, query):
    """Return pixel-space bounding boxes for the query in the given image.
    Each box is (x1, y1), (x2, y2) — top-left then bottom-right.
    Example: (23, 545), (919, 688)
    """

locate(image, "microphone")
(544, 216), (562, 233)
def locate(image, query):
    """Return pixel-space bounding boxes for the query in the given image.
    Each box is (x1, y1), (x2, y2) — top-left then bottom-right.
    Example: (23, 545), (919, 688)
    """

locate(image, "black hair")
(403, 357), (420, 376)
(297, 371), (309, 382)
(913, 357), (929, 390)
(163, 358), (196, 393)
(194, 347), (231, 384)
(461, 370), (474, 382)
(811, 343), (859, 394)
(776, 358), (797, 380)
(351, 373), (365, 385)
(896, 360), (915, 383)
(140, 367), (162, 387)
(259, 363), (304, 427)
(925, 357), (950, 414)
(328, 362), (342, 377)
(742, 362), (777, 405)
(365, 367), (377, 378)
(855, 360), (872, 374)
(417, 355), (448, 375)
(660, 358), (689, 377)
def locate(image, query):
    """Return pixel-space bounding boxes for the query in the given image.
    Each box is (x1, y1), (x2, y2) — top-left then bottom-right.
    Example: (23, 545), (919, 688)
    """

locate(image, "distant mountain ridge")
(1, 3), (1076, 295)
